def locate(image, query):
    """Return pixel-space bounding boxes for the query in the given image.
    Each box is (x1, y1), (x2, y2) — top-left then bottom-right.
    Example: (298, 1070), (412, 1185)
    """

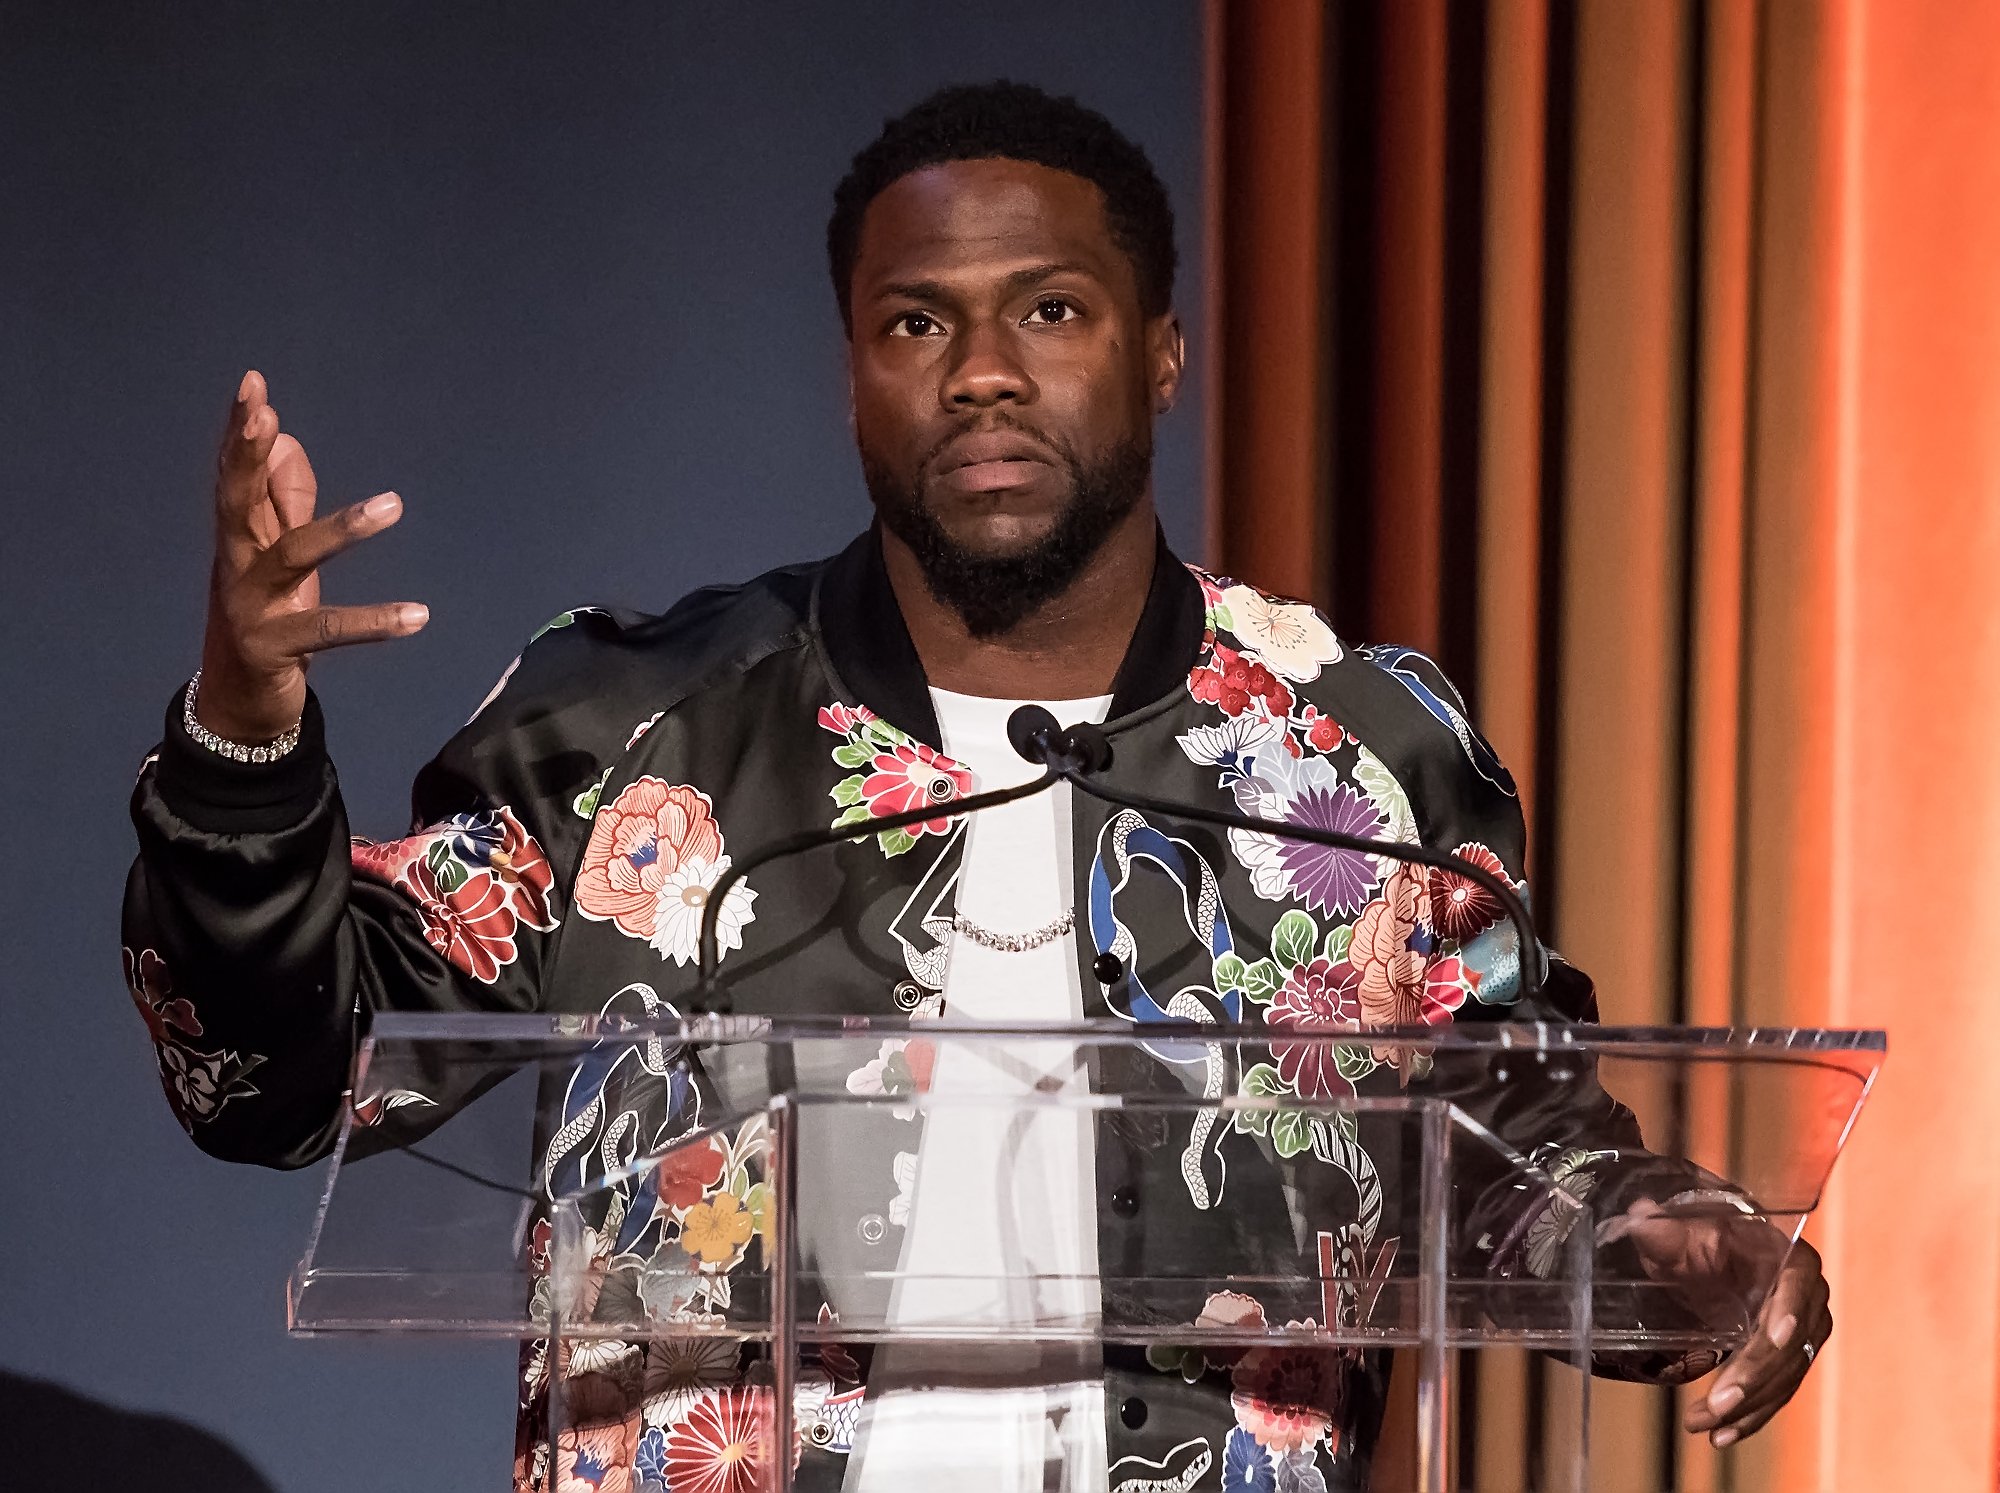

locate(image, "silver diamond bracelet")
(183, 670), (303, 764)
(950, 907), (1076, 953)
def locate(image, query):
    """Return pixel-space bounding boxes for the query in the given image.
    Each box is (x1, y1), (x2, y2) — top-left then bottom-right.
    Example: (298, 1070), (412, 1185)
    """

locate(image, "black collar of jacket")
(813, 523), (1207, 750)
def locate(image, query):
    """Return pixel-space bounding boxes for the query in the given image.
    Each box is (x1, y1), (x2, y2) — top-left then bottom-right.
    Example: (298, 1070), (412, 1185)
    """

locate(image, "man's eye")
(890, 312), (941, 337)
(1027, 298), (1078, 325)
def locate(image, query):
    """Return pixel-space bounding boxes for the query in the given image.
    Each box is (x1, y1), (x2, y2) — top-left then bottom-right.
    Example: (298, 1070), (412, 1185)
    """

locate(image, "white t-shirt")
(843, 688), (1113, 1493)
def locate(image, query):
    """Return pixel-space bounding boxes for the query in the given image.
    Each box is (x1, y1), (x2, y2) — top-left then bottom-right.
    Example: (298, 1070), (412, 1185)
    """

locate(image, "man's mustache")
(917, 413), (1071, 477)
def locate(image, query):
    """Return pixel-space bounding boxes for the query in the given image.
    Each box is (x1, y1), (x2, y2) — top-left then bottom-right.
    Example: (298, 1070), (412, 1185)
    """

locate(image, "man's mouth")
(932, 430), (1057, 494)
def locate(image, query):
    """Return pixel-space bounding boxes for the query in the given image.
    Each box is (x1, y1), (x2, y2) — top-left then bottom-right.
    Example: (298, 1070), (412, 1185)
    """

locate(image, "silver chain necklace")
(949, 908), (1076, 953)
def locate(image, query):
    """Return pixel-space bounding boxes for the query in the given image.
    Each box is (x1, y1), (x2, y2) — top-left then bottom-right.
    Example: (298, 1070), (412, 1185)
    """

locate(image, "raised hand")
(196, 370), (428, 744)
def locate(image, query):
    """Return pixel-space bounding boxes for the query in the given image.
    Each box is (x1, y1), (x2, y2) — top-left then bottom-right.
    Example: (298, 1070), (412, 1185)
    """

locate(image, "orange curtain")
(1206, 1), (2000, 1488)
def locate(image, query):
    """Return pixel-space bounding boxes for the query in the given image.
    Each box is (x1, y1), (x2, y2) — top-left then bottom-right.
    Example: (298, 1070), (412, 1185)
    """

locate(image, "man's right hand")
(196, 370), (428, 743)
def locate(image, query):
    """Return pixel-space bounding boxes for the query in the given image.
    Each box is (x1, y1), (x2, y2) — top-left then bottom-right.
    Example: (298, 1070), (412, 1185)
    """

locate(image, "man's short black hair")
(828, 81), (1178, 333)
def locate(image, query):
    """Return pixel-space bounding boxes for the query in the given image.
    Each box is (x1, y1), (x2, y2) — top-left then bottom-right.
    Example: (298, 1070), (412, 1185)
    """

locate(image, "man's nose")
(941, 326), (1037, 409)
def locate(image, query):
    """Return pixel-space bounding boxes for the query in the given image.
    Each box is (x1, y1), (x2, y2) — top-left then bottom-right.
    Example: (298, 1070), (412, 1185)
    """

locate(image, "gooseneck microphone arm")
(1008, 706), (1546, 1006)
(694, 704), (1545, 1013)
(692, 768), (1059, 1010)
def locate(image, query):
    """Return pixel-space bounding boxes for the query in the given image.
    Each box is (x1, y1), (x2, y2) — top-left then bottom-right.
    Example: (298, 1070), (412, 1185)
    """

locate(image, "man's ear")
(1147, 312), (1186, 414)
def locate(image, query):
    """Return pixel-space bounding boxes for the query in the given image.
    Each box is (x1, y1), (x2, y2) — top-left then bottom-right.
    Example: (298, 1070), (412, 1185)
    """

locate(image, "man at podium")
(121, 82), (1827, 1491)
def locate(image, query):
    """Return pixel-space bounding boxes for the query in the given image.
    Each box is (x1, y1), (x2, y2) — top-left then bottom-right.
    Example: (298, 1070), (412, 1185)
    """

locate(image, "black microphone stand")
(694, 705), (1544, 1012)
(691, 769), (1059, 1012)
(1015, 708), (1545, 1006)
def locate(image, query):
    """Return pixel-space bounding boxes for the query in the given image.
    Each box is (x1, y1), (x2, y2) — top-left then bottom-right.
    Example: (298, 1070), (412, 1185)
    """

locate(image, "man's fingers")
(220, 368), (267, 465)
(267, 433), (321, 531)
(1707, 1355), (1811, 1446)
(258, 601), (429, 660)
(260, 493), (402, 584)
(1684, 1341), (1803, 1434)
(1683, 1266), (1828, 1434)
(217, 373), (277, 518)
(1682, 1266), (1810, 1428)
(1709, 1301), (1828, 1444)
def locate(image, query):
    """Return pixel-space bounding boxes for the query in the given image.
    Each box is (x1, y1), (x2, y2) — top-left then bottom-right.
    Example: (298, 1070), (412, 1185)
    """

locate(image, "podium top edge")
(360, 1012), (1887, 1055)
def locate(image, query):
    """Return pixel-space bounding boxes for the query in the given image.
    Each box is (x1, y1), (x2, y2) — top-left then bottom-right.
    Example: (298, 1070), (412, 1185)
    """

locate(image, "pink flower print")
(574, 779), (725, 940)
(858, 741), (972, 838)
(1267, 958), (1364, 1099)
(1230, 1344), (1348, 1455)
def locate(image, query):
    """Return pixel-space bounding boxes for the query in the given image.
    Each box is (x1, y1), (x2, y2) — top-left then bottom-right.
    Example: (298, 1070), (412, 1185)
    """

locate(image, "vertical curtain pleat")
(1674, 6), (1760, 1487)
(1470, 5), (1547, 1483)
(1206, 0), (1326, 603)
(1550, 4), (1694, 1484)
(1473, 0), (1548, 846)
(1366, 0), (1448, 655)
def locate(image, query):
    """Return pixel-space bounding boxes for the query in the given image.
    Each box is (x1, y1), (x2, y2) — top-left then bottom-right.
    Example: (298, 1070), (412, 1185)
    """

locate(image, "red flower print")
(1432, 842), (1510, 941)
(574, 779), (725, 940)
(398, 859), (519, 984)
(1422, 956), (1474, 1024)
(1230, 1343), (1349, 1455)
(480, 806), (557, 930)
(1190, 643), (1296, 722)
(816, 702), (877, 736)
(662, 1388), (774, 1493)
(655, 1135), (728, 1212)
(354, 806), (555, 932)
(859, 741), (972, 838)
(350, 834), (425, 885)
(1300, 705), (1347, 754)
(1267, 958), (1364, 1098)
(121, 946), (202, 1046)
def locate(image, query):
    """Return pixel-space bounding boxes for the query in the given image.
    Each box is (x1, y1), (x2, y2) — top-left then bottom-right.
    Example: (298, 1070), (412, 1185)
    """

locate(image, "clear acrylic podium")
(290, 1013), (1882, 1490)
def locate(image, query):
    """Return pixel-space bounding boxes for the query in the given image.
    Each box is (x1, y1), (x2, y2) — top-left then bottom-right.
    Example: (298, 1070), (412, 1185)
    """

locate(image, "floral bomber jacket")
(124, 527), (1701, 1493)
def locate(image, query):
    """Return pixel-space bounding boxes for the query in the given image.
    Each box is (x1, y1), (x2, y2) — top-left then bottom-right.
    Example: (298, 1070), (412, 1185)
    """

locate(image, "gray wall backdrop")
(0, 5), (1204, 1487)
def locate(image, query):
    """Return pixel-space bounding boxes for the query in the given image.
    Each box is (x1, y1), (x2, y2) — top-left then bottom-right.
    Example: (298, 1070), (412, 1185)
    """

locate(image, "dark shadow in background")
(0, 1372), (276, 1492)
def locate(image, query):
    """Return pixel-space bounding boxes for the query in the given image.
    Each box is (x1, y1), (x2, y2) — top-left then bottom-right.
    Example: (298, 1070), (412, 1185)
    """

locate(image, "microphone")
(1005, 703), (1112, 775)
(1005, 706), (1545, 1005)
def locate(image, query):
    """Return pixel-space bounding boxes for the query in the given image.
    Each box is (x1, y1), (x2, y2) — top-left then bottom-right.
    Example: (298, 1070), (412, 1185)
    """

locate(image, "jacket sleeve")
(121, 616), (620, 1168)
(1377, 649), (1746, 1383)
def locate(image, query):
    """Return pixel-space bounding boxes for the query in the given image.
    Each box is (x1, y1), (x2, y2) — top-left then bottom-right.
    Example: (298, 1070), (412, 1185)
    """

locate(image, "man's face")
(846, 157), (1182, 635)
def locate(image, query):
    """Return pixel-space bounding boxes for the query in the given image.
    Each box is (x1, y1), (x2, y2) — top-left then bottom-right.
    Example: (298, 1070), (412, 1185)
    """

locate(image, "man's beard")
(862, 420), (1152, 639)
